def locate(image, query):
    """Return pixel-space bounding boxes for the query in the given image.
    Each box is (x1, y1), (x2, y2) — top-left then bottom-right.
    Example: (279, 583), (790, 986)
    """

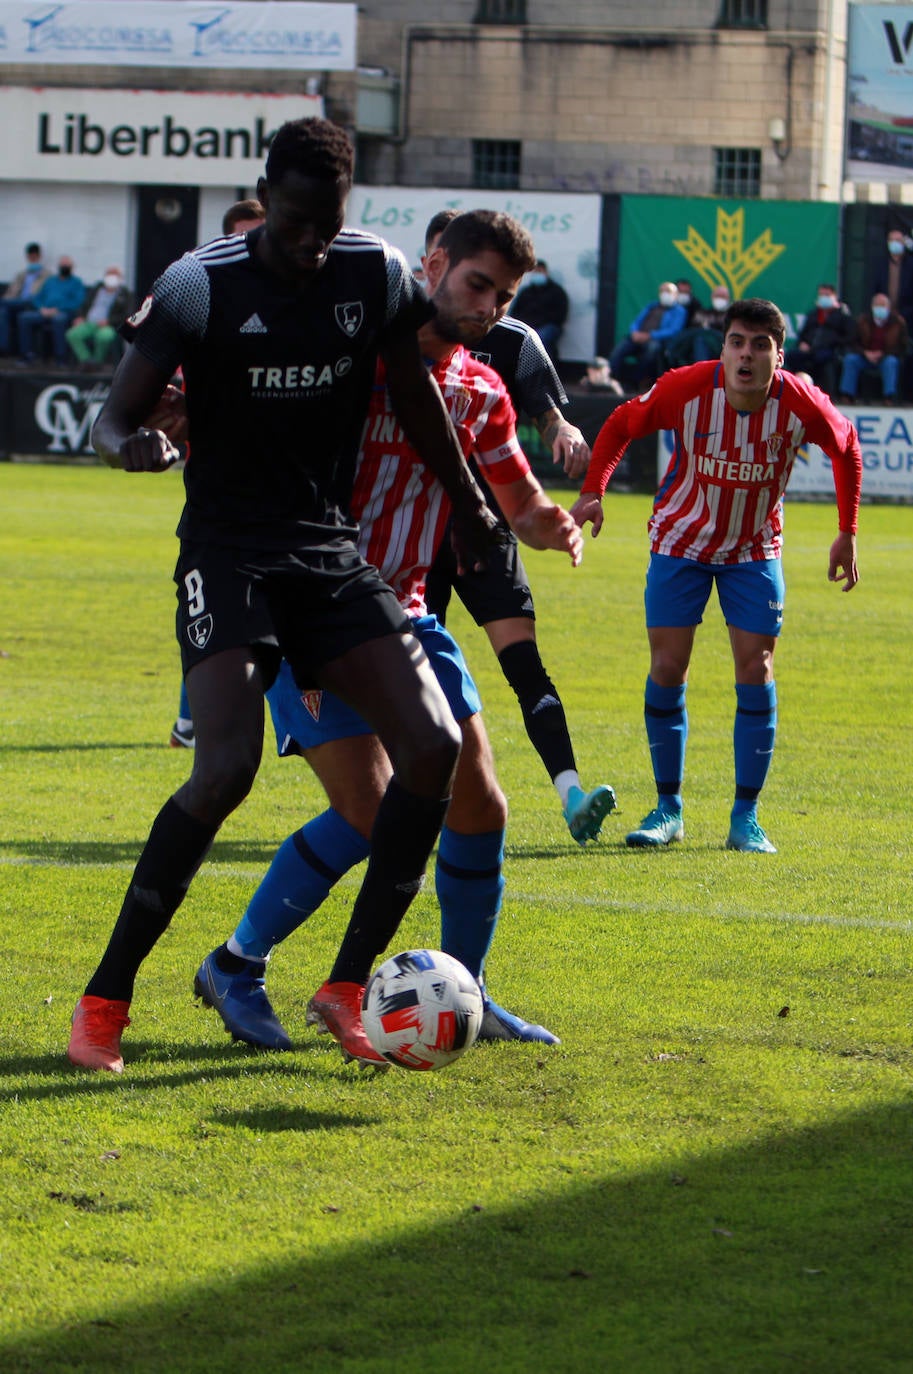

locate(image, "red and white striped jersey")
(585, 361), (862, 563)
(353, 346), (529, 614)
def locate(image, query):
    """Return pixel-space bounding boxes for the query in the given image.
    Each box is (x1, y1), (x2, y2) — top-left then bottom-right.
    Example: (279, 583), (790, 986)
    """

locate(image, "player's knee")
(184, 744), (260, 821)
(394, 713), (461, 797)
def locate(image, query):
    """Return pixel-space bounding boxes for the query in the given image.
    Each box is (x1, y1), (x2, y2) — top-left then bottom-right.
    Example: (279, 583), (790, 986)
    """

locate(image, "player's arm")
(800, 392), (863, 592)
(91, 345), (180, 472)
(490, 470), (583, 566)
(381, 328), (498, 571)
(533, 405), (590, 480)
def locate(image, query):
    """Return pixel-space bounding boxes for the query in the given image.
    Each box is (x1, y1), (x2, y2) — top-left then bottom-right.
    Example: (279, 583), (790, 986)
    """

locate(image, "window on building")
(717, 0), (767, 28)
(714, 148), (762, 198)
(475, 0), (527, 22)
(472, 139), (521, 189)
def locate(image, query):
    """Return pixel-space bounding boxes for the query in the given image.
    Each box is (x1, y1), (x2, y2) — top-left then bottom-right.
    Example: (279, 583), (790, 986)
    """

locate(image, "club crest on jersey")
(335, 302), (364, 337)
(187, 614), (213, 649)
(128, 295), (153, 328)
(450, 385), (473, 424)
(299, 689), (323, 720)
(767, 433), (783, 456)
(470, 350), (492, 365)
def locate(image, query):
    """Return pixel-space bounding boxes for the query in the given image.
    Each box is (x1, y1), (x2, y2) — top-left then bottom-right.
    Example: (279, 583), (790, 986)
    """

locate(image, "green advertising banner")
(616, 197), (840, 344)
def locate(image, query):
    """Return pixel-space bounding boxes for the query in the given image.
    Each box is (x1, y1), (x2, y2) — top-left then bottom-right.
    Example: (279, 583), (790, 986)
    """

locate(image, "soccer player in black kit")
(68, 118), (497, 1073)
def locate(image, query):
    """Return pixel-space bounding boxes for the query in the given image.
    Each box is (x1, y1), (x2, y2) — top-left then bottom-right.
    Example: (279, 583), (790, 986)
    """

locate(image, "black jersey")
(469, 316), (567, 421)
(124, 227), (433, 551)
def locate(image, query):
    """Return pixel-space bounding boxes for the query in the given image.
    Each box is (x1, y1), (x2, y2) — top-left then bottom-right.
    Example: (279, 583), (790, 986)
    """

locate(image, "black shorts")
(174, 540), (410, 687)
(424, 526), (536, 628)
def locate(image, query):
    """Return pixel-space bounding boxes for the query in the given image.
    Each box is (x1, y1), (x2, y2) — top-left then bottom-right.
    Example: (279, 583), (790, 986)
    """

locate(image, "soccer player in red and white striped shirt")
(572, 297), (862, 854)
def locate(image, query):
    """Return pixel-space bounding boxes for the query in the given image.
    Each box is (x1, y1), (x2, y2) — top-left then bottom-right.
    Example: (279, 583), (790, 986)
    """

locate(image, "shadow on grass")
(0, 838), (291, 866)
(1, 1101), (911, 1372)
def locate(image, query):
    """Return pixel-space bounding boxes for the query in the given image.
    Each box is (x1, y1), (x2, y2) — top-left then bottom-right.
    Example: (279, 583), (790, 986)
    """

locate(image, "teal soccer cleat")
(726, 813), (777, 854)
(625, 805), (684, 848)
(563, 783), (617, 845)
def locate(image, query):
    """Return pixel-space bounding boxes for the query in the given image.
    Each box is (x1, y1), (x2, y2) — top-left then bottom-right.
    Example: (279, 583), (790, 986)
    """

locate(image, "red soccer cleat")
(306, 980), (388, 1070)
(67, 995), (131, 1073)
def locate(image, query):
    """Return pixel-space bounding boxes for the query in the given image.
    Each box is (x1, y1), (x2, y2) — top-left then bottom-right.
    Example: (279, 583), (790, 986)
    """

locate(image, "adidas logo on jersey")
(240, 313), (268, 334)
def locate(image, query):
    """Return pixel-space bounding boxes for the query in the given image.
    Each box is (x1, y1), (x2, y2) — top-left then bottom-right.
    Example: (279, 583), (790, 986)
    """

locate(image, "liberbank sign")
(0, 88), (323, 184)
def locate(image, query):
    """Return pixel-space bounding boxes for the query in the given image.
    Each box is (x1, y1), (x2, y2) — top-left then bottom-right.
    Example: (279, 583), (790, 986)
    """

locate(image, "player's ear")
(256, 177), (269, 211)
(423, 245), (449, 294)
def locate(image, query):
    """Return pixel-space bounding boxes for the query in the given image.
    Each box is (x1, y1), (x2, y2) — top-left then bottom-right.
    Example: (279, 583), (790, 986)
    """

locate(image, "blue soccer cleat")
(477, 989), (560, 1045)
(625, 805), (684, 848)
(726, 812), (777, 854)
(563, 783), (617, 845)
(194, 951), (292, 1051)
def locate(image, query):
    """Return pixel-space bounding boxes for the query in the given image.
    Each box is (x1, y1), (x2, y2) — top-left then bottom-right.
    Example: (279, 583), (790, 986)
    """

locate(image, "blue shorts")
(267, 613), (482, 756)
(644, 553), (784, 636)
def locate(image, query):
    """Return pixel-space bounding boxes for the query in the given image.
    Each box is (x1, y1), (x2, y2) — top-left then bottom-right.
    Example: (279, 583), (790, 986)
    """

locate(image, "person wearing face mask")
(15, 255), (85, 366)
(666, 285), (732, 367)
(608, 280), (688, 392)
(871, 228), (913, 335)
(837, 293), (909, 406)
(507, 259), (569, 361)
(782, 283), (854, 397)
(65, 267), (135, 371)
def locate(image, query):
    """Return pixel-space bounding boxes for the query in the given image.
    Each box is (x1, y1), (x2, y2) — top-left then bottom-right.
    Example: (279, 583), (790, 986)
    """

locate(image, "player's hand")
(143, 383), (188, 446)
(828, 531), (858, 591)
(449, 497), (502, 575)
(570, 492), (604, 537)
(552, 424), (590, 480)
(119, 427), (180, 472)
(515, 501), (583, 566)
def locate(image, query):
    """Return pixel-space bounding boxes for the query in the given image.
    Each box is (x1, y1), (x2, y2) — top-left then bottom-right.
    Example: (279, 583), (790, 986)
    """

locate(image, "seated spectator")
(508, 259), (569, 361)
(0, 243), (49, 355)
(837, 293), (908, 405)
(65, 268), (134, 370)
(675, 278), (702, 327)
(16, 256), (85, 366)
(608, 281), (687, 391)
(577, 356), (624, 393)
(222, 198), (265, 235)
(666, 285), (732, 367)
(783, 283), (854, 396)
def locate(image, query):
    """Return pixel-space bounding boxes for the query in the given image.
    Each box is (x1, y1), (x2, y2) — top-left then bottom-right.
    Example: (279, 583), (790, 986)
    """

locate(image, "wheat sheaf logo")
(674, 208), (785, 298)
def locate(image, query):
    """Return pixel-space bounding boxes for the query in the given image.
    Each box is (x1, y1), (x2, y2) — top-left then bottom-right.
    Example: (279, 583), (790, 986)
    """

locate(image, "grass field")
(1, 461), (911, 1373)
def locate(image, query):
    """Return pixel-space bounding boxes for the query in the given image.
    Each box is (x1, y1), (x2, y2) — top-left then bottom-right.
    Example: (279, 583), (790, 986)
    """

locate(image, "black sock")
(329, 779), (449, 984)
(85, 797), (217, 1002)
(497, 639), (576, 780)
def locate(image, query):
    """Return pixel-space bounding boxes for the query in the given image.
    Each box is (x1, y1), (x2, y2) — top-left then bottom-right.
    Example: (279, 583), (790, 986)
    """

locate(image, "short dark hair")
(264, 118), (354, 187)
(722, 298), (787, 348)
(25, 242), (40, 255)
(436, 210), (536, 277)
(222, 199), (264, 235)
(424, 209), (459, 253)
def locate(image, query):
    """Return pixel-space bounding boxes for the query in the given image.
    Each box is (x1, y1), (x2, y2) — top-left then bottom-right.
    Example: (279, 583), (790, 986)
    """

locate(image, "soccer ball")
(362, 949), (484, 1070)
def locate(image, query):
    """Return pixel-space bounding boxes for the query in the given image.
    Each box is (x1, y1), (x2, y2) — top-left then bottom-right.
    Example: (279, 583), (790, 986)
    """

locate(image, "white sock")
(554, 770), (581, 808)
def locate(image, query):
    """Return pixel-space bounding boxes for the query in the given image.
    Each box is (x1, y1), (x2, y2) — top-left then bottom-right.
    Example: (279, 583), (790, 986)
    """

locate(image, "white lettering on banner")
(34, 383), (106, 454)
(0, 3), (356, 71)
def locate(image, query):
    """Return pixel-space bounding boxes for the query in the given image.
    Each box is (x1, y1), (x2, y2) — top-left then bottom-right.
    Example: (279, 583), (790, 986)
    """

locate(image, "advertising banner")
(616, 197), (840, 344)
(0, 2), (355, 70)
(345, 187), (602, 363)
(1, 371), (110, 459)
(0, 87), (323, 185)
(846, 4), (913, 183)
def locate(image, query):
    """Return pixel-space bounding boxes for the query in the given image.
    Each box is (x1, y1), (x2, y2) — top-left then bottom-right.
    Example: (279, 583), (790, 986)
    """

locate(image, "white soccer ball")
(362, 949), (484, 1070)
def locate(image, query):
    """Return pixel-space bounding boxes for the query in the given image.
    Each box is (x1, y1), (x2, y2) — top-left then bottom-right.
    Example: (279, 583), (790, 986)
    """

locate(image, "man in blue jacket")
(16, 255), (85, 365)
(609, 280), (687, 392)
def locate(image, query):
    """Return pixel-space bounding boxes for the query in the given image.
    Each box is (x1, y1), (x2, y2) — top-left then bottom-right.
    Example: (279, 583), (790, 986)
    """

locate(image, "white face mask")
(659, 291), (677, 307)
(888, 240), (905, 256)
(817, 294), (836, 310)
(711, 296), (729, 311)
(103, 274), (121, 290)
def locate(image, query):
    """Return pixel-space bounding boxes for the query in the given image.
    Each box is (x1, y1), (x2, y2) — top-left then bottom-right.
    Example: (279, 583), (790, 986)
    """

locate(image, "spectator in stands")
(508, 259), (569, 361)
(837, 292), (908, 405)
(608, 281), (687, 392)
(872, 228), (913, 334)
(221, 199), (265, 235)
(675, 278), (702, 327)
(576, 355), (624, 394)
(782, 283), (854, 396)
(16, 256), (84, 366)
(666, 285), (732, 368)
(0, 243), (49, 355)
(65, 268), (134, 371)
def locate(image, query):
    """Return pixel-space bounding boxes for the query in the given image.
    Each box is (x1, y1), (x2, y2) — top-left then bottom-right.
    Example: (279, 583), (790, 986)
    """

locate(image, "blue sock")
(178, 679), (191, 720)
(231, 809), (369, 959)
(644, 676), (687, 810)
(436, 826), (505, 981)
(732, 681), (777, 817)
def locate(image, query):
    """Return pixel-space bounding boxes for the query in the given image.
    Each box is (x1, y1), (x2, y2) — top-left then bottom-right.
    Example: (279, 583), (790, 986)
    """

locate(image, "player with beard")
(193, 210), (584, 1055)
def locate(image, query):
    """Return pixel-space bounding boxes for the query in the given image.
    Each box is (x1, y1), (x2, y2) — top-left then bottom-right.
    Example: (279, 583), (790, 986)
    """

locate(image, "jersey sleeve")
(473, 376), (530, 485)
(509, 325), (568, 416)
(120, 253), (210, 375)
(581, 374), (683, 494)
(790, 383), (863, 533)
(379, 242), (436, 342)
